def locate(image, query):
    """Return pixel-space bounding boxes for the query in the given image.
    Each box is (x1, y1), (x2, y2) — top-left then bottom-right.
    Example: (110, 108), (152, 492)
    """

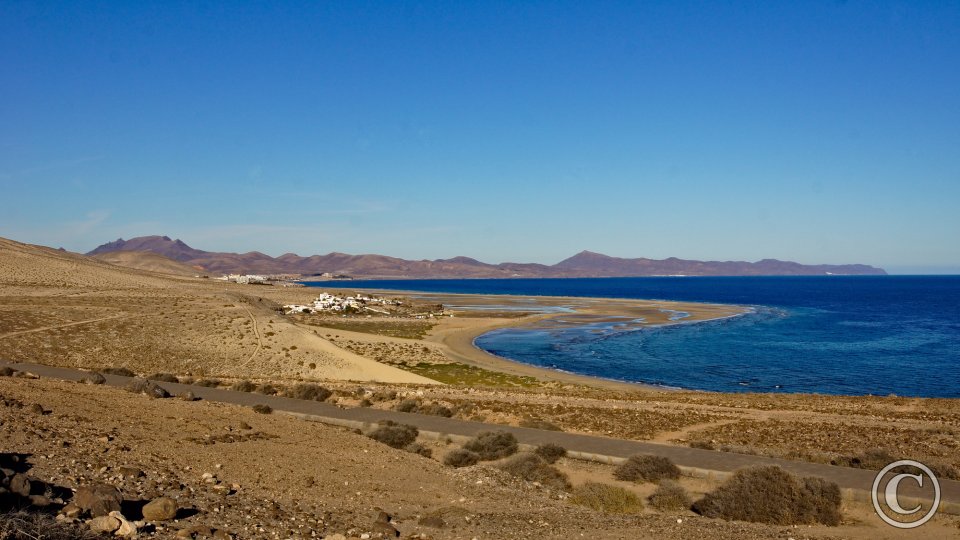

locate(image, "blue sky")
(2, 1), (958, 273)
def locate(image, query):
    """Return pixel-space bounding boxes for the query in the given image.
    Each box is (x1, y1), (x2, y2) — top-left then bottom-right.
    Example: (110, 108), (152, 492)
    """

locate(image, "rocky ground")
(8, 374), (941, 540)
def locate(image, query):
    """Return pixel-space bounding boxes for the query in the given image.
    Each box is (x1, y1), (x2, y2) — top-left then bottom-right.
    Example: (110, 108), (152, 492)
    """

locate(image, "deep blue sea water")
(304, 277), (960, 397)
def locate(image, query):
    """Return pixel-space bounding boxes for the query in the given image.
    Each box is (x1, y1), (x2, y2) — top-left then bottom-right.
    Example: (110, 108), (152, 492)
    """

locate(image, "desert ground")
(1, 236), (959, 539)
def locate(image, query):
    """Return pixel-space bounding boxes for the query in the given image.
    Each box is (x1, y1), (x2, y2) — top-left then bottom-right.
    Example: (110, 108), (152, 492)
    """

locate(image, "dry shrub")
(832, 448), (896, 470)
(692, 466), (842, 526)
(443, 449), (480, 468)
(394, 398), (420, 413)
(0, 367), (15, 377)
(256, 383), (281, 395)
(614, 454), (680, 483)
(286, 383), (332, 402)
(405, 442), (433, 458)
(125, 377), (170, 398)
(648, 480), (692, 511)
(252, 404), (273, 414)
(146, 373), (179, 383)
(368, 421), (419, 449)
(463, 431), (518, 461)
(81, 371), (106, 385)
(519, 417), (563, 431)
(418, 402), (453, 418)
(232, 380), (256, 392)
(0, 510), (100, 539)
(689, 440), (715, 450)
(102, 367), (135, 377)
(570, 482), (644, 514)
(371, 390), (397, 402)
(499, 453), (570, 490)
(194, 379), (221, 387)
(534, 443), (567, 464)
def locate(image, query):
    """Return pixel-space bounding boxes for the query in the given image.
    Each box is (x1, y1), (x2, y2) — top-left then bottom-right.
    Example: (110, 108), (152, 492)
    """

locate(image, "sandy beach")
(306, 286), (749, 390)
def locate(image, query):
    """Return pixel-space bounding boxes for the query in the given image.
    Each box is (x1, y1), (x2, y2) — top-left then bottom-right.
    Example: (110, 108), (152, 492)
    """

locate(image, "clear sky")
(2, 1), (958, 273)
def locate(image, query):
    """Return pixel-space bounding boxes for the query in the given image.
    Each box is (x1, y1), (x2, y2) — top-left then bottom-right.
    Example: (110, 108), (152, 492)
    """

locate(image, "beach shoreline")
(308, 285), (750, 391)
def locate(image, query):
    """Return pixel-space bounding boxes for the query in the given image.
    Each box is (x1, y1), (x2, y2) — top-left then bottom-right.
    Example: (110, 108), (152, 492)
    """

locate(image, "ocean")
(303, 276), (960, 398)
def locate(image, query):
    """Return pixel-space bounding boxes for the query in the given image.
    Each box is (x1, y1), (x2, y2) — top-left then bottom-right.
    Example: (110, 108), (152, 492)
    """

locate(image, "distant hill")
(0, 237), (196, 289)
(92, 250), (203, 277)
(87, 236), (888, 277)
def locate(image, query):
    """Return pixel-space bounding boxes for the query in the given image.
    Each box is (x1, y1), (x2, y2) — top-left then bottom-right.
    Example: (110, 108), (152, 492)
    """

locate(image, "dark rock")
(74, 483), (122, 517)
(28, 403), (45, 415)
(142, 496), (178, 521)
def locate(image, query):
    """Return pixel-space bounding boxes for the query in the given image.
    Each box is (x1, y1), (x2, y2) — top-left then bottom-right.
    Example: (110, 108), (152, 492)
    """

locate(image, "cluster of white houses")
(215, 274), (269, 284)
(283, 293), (401, 315)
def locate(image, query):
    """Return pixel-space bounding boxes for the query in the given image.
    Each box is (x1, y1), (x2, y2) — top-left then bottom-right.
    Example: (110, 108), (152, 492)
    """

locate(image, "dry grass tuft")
(0, 510), (100, 539)
(499, 453), (570, 490)
(648, 480), (692, 511)
(570, 482), (644, 514)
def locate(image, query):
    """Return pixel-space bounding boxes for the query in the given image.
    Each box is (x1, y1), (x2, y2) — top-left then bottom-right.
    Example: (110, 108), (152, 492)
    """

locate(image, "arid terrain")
(1, 236), (957, 539)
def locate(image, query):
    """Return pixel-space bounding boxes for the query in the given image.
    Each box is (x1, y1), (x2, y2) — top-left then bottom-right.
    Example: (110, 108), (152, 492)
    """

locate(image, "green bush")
(570, 482), (644, 514)
(692, 466), (842, 526)
(613, 454), (681, 483)
(534, 443), (567, 464)
(443, 449), (480, 468)
(499, 453), (570, 490)
(367, 421), (419, 449)
(463, 431), (518, 461)
(648, 480), (692, 511)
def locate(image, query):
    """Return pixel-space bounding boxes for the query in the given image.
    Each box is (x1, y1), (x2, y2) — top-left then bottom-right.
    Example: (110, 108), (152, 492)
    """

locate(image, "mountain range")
(86, 236), (887, 278)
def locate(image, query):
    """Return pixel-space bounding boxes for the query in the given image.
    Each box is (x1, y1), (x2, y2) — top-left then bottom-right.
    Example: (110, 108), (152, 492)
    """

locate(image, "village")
(282, 292), (450, 319)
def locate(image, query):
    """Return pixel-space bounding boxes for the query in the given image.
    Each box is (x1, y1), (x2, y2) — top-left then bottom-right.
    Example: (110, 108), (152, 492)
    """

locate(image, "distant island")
(88, 236), (887, 278)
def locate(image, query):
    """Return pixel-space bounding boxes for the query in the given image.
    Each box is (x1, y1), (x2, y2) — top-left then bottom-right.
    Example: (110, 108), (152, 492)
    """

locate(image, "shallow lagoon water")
(306, 276), (960, 397)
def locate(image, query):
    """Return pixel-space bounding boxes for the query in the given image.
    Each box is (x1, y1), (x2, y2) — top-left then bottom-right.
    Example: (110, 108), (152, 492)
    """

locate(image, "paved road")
(3, 360), (957, 507)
